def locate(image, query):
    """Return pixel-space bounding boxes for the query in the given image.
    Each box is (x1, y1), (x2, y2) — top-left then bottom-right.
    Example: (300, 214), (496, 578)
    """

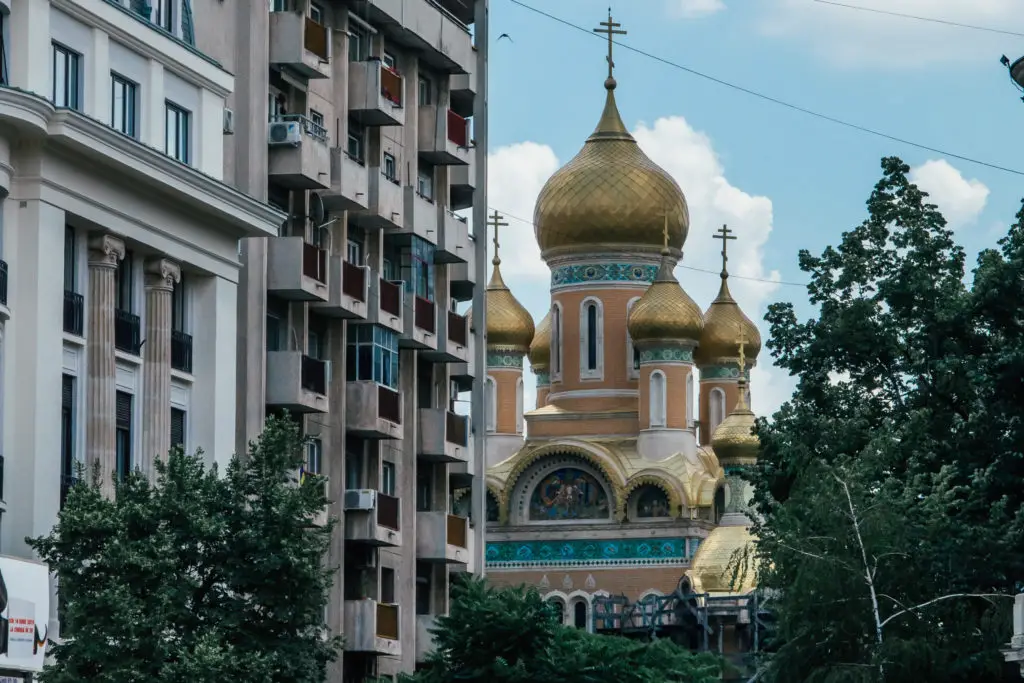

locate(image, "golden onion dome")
(687, 525), (757, 594)
(528, 310), (551, 371)
(710, 379), (759, 465)
(627, 247), (703, 344)
(533, 79), (689, 260)
(695, 276), (761, 366)
(483, 259), (535, 354)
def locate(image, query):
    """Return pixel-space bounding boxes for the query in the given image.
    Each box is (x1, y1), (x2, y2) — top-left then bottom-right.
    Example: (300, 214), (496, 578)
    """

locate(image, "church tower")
(711, 337), (760, 526)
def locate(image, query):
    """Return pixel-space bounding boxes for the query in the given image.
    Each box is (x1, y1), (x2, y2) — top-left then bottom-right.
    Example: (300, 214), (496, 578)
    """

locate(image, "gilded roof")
(528, 310), (551, 371)
(533, 83), (689, 259)
(687, 525), (757, 594)
(627, 250), (704, 344)
(483, 261), (535, 353)
(710, 379), (759, 466)
(695, 277), (762, 365)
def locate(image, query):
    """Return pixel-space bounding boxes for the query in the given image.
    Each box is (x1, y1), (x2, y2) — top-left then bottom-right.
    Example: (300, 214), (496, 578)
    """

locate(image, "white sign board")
(0, 556), (50, 673)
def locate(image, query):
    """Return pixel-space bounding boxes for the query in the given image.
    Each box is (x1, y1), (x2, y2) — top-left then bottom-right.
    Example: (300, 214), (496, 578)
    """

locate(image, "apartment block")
(0, 0), (284, 653)
(193, 1), (489, 680)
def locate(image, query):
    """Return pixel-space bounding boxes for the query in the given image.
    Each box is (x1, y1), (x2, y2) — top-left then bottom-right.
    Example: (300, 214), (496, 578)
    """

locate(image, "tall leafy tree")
(749, 157), (1021, 682)
(30, 415), (340, 683)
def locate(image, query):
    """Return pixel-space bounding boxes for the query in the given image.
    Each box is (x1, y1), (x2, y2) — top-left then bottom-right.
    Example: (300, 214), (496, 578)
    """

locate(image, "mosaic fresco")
(529, 468), (610, 521)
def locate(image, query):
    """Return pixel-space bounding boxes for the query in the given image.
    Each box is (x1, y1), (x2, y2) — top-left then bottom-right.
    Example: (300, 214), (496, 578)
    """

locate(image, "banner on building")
(0, 556), (50, 672)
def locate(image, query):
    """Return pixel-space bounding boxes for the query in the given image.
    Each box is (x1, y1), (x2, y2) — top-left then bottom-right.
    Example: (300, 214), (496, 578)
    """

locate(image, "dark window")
(308, 314), (328, 360)
(383, 153), (397, 181)
(345, 440), (362, 489)
(573, 601), (587, 629)
(52, 43), (82, 110)
(170, 407), (186, 450)
(417, 166), (433, 201)
(64, 226), (76, 292)
(116, 251), (133, 312)
(309, 2), (324, 24)
(110, 73), (138, 138)
(153, 0), (173, 31)
(381, 461), (395, 496)
(418, 76), (432, 105)
(415, 563), (431, 615)
(586, 304), (598, 370)
(348, 26), (368, 62)
(633, 346), (641, 371)
(347, 120), (365, 162)
(401, 237), (435, 301)
(171, 274), (186, 332)
(346, 233), (364, 264)
(115, 392), (133, 480)
(551, 306), (561, 375)
(306, 438), (322, 475)
(416, 466), (432, 512)
(0, 14), (8, 86)
(165, 101), (191, 164)
(61, 375), (75, 490)
(381, 567), (395, 604)
(345, 325), (399, 389)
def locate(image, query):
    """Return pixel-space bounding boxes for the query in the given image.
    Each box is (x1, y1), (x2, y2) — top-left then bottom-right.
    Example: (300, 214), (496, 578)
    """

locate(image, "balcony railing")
(273, 113), (328, 143)
(377, 602), (399, 640)
(0, 260), (7, 307)
(378, 385), (402, 424)
(60, 474), (78, 509)
(64, 291), (84, 336)
(171, 330), (193, 373)
(302, 242), (328, 284)
(114, 309), (141, 354)
(304, 16), (329, 61)
(379, 279), (402, 318)
(445, 411), (469, 448)
(380, 64), (403, 106)
(301, 355), (328, 395)
(342, 261), (367, 302)
(414, 297), (436, 334)
(447, 110), (469, 147)
(447, 514), (468, 549)
(377, 492), (401, 531)
(447, 311), (468, 347)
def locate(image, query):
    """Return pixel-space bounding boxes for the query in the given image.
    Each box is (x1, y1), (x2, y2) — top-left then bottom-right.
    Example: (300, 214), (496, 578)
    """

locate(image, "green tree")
(405, 577), (721, 683)
(749, 157), (1021, 682)
(29, 415), (341, 683)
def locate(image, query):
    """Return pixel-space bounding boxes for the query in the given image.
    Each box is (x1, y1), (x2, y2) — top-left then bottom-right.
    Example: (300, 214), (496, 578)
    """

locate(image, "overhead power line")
(489, 206), (811, 288)
(505, 0), (1024, 178)
(812, 0), (1024, 38)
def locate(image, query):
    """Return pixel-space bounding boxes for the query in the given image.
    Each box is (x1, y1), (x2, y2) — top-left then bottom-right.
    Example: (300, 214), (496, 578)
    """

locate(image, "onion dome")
(710, 377), (759, 465)
(482, 258), (535, 354)
(695, 266), (761, 366)
(529, 310), (551, 371)
(627, 242), (703, 345)
(533, 77), (689, 260)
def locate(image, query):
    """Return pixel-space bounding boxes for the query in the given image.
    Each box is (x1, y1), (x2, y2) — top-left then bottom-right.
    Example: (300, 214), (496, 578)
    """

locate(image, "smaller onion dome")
(529, 310), (551, 371)
(695, 265), (761, 366)
(483, 257), (535, 354)
(710, 377), (759, 465)
(627, 241), (704, 345)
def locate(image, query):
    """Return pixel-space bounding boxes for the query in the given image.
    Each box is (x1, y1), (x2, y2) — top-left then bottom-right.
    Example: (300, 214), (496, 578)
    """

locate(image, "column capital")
(87, 234), (126, 269)
(144, 258), (181, 292)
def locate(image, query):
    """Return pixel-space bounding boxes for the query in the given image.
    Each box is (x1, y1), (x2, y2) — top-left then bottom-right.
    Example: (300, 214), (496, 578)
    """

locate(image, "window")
(170, 407), (186, 451)
(270, 0), (289, 11)
(402, 237), (435, 301)
(417, 166), (433, 200)
(573, 600), (587, 630)
(61, 375), (75, 486)
(0, 13), (9, 86)
(171, 274), (187, 332)
(484, 377), (496, 433)
(347, 120), (365, 162)
(64, 227), (77, 293)
(709, 387), (726, 437)
(579, 298), (604, 379)
(382, 52), (396, 70)
(626, 298), (640, 379)
(380, 567), (395, 604)
(415, 563), (431, 615)
(348, 25), (368, 62)
(551, 304), (562, 379)
(649, 371), (667, 428)
(515, 377), (524, 434)
(308, 315), (327, 360)
(346, 234), (364, 265)
(309, 2), (324, 23)
(116, 251), (134, 313)
(269, 91), (286, 120)
(418, 75), (432, 105)
(52, 43), (82, 110)
(416, 467), (432, 511)
(346, 325), (400, 389)
(345, 440), (362, 488)
(116, 391), (133, 480)
(110, 73), (138, 138)
(381, 461), (396, 496)
(686, 373), (694, 426)
(306, 438), (323, 475)
(548, 598), (566, 625)
(165, 102), (191, 164)
(153, 0), (173, 32)
(383, 152), (397, 182)
(266, 313), (284, 352)
(310, 109), (325, 130)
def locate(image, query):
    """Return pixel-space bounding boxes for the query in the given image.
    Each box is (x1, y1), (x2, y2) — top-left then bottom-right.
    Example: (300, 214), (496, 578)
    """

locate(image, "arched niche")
(485, 490), (500, 523)
(509, 454), (616, 526)
(629, 484), (672, 520)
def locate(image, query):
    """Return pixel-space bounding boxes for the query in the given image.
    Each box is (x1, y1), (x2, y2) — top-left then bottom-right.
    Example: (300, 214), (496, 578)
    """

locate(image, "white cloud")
(909, 159), (989, 229)
(756, 0), (1023, 68)
(667, 0), (725, 19)
(485, 115), (798, 421)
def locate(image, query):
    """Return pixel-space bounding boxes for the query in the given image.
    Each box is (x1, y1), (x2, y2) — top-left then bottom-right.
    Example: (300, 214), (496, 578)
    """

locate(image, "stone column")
(141, 258), (180, 477)
(86, 234), (125, 497)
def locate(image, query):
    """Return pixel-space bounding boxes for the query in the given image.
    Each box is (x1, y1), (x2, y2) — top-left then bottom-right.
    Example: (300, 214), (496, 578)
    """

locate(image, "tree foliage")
(403, 577), (721, 683)
(750, 157), (1023, 682)
(29, 415), (341, 683)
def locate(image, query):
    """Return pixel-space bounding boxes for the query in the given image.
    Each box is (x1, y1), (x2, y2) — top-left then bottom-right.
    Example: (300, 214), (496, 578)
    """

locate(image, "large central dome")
(533, 81), (689, 260)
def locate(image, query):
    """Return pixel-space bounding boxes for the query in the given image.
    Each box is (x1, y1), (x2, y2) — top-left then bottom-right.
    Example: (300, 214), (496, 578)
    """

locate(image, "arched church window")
(709, 387), (726, 436)
(573, 599), (587, 629)
(649, 371), (667, 428)
(579, 298), (604, 380)
(686, 373), (694, 426)
(548, 597), (566, 624)
(485, 376), (496, 433)
(586, 304), (598, 369)
(626, 297), (641, 379)
(636, 486), (671, 518)
(551, 304), (562, 379)
(529, 467), (610, 521)
(486, 491), (500, 523)
(515, 377), (524, 434)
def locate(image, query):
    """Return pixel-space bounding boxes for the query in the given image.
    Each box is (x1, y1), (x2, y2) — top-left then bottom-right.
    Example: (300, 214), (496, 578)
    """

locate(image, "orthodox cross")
(593, 8), (626, 81)
(736, 327), (748, 374)
(662, 211), (671, 252)
(488, 209), (508, 265)
(713, 224), (736, 278)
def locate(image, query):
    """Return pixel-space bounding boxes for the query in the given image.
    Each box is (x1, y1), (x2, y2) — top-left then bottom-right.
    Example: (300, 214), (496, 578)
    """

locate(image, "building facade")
(192, 1), (488, 680)
(0, 0), (284, 663)
(481, 24), (763, 675)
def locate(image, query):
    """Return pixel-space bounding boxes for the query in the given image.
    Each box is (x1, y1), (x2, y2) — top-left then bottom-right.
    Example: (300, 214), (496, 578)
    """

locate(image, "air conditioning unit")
(344, 489), (377, 510)
(223, 107), (235, 135)
(268, 120), (302, 146)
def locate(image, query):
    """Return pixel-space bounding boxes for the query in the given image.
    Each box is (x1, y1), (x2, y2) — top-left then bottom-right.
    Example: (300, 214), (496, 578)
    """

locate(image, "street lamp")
(1000, 54), (1024, 101)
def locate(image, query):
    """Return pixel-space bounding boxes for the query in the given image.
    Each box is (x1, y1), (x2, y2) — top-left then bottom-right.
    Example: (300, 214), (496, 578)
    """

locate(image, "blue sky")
(479, 0), (1024, 415)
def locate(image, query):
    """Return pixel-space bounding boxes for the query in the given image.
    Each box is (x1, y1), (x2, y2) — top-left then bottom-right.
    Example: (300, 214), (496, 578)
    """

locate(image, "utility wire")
(489, 206), (811, 288)
(506, 0), (1024, 178)
(812, 0), (1024, 38)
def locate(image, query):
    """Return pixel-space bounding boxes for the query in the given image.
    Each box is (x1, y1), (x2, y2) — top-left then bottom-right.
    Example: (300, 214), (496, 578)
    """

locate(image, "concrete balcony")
(311, 258), (369, 320)
(416, 511), (469, 565)
(269, 10), (331, 79)
(415, 615), (438, 664)
(266, 352), (329, 414)
(343, 599), (401, 656)
(268, 115), (331, 190)
(450, 434), (476, 488)
(345, 381), (403, 440)
(449, 234), (476, 302)
(344, 489), (401, 547)
(367, 277), (405, 336)
(348, 60), (405, 127)
(399, 186), (439, 245)
(363, 0), (474, 74)
(435, 208), (469, 264)
(401, 295), (437, 350)
(352, 172), (403, 230)
(323, 149), (369, 212)
(421, 309), (469, 364)
(417, 107), (471, 166)
(450, 70), (477, 118)
(451, 526), (476, 575)
(449, 153), (475, 211)
(450, 332), (475, 393)
(266, 237), (329, 302)
(417, 408), (470, 464)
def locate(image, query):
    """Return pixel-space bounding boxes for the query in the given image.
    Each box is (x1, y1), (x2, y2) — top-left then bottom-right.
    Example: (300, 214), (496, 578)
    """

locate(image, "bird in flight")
(497, 33), (513, 42)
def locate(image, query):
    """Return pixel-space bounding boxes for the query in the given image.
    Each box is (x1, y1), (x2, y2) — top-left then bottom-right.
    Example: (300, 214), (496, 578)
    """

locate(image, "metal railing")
(379, 278), (402, 318)
(414, 296), (436, 334)
(377, 493), (400, 531)
(300, 355), (328, 395)
(446, 514), (468, 549)
(171, 330), (193, 373)
(342, 261), (367, 302)
(64, 291), (84, 336)
(302, 241), (328, 284)
(447, 109), (469, 147)
(378, 385), (402, 425)
(447, 311), (468, 347)
(272, 113), (328, 143)
(445, 411), (469, 447)
(114, 309), (141, 354)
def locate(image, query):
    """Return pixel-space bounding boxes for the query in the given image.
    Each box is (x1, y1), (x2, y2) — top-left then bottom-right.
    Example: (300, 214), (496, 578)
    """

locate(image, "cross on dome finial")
(593, 8), (626, 89)
(713, 224), (736, 280)
(661, 211), (671, 254)
(736, 325), (748, 375)
(488, 210), (508, 266)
